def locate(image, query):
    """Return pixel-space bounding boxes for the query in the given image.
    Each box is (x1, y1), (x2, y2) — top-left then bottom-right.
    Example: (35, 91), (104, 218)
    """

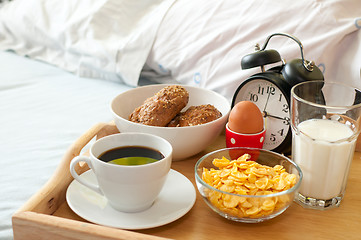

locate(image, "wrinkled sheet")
(1, 0), (360, 103)
(0, 51), (134, 239)
(0, 0), (175, 86)
(145, 0), (361, 100)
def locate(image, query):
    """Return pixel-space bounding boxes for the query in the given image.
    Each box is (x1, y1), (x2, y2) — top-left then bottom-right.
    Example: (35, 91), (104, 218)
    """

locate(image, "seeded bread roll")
(129, 85), (189, 126)
(167, 104), (222, 127)
(166, 114), (181, 127)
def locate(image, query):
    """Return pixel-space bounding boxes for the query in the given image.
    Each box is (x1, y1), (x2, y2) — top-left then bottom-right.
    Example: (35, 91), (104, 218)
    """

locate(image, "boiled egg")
(228, 101), (264, 134)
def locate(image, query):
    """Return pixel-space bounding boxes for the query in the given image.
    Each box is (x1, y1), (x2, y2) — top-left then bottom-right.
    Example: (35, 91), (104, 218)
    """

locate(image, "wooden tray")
(12, 122), (361, 240)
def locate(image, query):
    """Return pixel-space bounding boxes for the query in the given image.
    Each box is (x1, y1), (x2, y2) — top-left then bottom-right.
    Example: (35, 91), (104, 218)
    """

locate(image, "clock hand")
(262, 111), (289, 122)
(263, 91), (271, 112)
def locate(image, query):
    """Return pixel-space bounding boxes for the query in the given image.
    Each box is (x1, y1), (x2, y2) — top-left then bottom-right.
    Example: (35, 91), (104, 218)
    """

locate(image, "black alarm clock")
(232, 33), (324, 155)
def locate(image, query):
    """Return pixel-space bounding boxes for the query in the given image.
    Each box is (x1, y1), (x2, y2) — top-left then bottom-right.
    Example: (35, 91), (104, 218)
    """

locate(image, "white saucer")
(66, 169), (196, 230)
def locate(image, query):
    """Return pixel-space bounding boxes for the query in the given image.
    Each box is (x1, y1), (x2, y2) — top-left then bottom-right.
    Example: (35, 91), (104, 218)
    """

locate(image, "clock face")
(233, 79), (290, 151)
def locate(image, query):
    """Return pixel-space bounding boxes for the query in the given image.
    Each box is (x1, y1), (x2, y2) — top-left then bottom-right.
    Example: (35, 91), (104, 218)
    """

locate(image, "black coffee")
(98, 146), (164, 166)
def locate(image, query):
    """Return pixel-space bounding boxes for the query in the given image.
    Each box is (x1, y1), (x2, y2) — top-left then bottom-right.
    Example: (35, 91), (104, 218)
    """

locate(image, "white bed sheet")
(0, 51), (135, 240)
(0, 0), (176, 87)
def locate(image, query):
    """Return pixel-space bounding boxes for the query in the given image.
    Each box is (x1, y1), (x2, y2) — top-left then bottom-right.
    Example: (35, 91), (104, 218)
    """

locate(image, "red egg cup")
(225, 122), (266, 149)
(225, 123), (266, 161)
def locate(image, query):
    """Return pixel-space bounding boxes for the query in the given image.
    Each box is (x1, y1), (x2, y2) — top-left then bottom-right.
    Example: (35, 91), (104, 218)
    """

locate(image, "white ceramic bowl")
(111, 84), (231, 160)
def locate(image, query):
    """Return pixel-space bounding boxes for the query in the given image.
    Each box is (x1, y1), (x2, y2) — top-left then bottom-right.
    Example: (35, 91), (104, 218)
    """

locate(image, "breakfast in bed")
(1, 0), (360, 239)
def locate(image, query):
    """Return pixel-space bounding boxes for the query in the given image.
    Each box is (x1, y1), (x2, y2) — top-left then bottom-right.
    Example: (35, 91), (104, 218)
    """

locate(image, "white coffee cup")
(70, 132), (172, 213)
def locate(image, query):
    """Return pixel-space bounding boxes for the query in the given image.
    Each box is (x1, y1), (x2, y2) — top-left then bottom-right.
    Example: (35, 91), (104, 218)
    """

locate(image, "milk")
(292, 119), (356, 200)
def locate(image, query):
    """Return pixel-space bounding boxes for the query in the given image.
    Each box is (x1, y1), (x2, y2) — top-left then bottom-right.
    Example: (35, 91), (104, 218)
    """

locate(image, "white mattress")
(0, 51), (135, 239)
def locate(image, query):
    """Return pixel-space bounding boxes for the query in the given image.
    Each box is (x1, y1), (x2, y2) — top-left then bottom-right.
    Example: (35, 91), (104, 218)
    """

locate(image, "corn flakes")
(201, 154), (297, 219)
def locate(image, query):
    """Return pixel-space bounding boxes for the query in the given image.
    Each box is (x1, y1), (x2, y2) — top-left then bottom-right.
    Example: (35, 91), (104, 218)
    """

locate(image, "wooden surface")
(13, 122), (361, 240)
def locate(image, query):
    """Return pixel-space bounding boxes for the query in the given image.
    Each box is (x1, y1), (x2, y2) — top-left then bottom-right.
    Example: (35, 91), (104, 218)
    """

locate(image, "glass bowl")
(195, 147), (303, 223)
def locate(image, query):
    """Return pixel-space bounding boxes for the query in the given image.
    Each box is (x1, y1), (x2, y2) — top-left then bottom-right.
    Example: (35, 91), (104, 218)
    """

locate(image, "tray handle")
(14, 122), (119, 215)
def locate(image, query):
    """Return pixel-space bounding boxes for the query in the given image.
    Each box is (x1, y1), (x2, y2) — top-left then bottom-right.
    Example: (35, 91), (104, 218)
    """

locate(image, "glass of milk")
(291, 80), (361, 210)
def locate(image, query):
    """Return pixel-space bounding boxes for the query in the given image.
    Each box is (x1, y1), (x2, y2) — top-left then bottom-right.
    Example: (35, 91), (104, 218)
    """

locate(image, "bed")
(0, 0), (360, 239)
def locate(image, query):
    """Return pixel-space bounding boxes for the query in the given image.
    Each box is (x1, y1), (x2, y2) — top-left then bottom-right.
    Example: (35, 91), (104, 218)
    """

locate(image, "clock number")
(268, 86), (275, 95)
(270, 133), (276, 142)
(257, 86), (275, 95)
(270, 126), (288, 142)
(282, 104), (289, 113)
(250, 93), (258, 102)
(283, 117), (290, 125)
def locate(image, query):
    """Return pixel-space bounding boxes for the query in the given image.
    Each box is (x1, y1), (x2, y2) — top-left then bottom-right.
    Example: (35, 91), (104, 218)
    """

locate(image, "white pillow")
(145, 0), (361, 101)
(0, 0), (176, 86)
